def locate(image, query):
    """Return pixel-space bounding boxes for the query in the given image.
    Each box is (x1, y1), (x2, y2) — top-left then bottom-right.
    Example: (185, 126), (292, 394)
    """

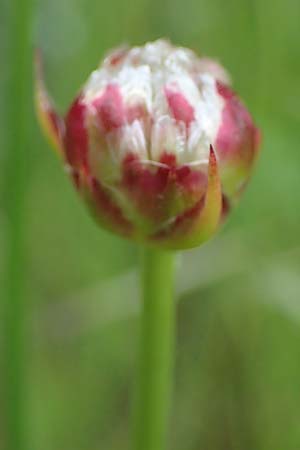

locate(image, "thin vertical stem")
(134, 247), (176, 450)
(4, 0), (34, 449)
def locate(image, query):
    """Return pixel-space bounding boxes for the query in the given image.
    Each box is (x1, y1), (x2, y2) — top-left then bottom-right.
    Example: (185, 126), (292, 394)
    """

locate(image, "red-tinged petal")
(152, 146), (222, 249)
(93, 84), (125, 132)
(216, 82), (256, 163)
(34, 50), (65, 154)
(120, 153), (170, 231)
(64, 94), (89, 173)
(215, 81), (260, 198)
(221, 194), (231, 222)
(120, 152), (207, 233)
(165, 88), (195, 127)
(216, 81), (260, 167)
(104, 46), (129, 67)
(86, 177), (134, 237)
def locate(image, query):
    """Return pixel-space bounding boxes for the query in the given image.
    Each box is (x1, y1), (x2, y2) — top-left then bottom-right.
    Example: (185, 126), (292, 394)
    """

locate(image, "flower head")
(35, 39), (260, 249)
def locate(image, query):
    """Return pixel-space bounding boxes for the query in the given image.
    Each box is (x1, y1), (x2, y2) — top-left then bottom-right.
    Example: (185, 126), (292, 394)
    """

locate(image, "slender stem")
(4, 0), (33, 449)
(135, 247), (176, 450)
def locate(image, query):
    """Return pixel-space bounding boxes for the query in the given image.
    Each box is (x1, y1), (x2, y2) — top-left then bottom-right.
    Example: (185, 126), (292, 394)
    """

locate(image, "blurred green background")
(1, 0), (300, 449)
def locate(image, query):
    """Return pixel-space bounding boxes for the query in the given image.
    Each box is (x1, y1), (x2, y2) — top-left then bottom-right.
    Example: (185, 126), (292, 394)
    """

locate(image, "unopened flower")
(35, 39), (260, 250)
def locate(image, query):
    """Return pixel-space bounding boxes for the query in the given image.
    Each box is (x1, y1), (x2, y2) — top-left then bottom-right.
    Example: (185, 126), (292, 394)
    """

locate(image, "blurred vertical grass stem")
(4, 0), (34, 448)
(135, 247), (175, 450)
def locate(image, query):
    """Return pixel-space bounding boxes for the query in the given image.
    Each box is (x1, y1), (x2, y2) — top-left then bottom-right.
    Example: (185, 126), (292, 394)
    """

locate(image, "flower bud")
(35, 40), (260, 250)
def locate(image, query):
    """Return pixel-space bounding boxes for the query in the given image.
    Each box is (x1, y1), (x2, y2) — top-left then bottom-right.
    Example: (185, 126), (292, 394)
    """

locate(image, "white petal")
(150, 116), (186, 161)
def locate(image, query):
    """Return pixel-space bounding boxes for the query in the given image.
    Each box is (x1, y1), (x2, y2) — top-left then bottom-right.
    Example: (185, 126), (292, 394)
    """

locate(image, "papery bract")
(35, 40), (260, 250)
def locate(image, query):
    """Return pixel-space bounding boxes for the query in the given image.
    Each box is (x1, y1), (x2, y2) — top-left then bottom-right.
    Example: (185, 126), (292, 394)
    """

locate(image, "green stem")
(135, 247), (176, 450)
(4, 0), (33, 449)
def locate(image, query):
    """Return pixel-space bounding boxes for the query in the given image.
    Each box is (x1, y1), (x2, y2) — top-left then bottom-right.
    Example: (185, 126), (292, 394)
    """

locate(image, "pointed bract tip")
(34, 48), (65, 154)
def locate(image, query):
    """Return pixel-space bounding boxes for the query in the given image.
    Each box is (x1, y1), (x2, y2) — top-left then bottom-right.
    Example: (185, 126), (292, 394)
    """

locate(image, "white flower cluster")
(83, 39), (229, 169)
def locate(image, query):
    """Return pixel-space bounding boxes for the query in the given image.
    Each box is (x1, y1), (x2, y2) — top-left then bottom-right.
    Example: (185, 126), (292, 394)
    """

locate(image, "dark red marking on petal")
(216, 81), (235, 100)
(65, 94), (89, 174)
(45, 109), (61, 140)
(72, 169), (81, 189)
(121, 151), (207, 226)
(170, 197), (205, 226)
(122, 153), (170, 196)
(93, 84), (125, 132)
(153, 198), (205, 241)
(90, 178), (133, 235)
(165, 89), (195, 127)
(161, 154), (207, 198)
(221, 194), (230, 221)
(176, 165), (207, 195)
(151, 146), (222, 248)
(107, 48), (128, 66)
(176, 165), (190, 181)
(160, 153), (177, 168)
(121, 153), (172, 223)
